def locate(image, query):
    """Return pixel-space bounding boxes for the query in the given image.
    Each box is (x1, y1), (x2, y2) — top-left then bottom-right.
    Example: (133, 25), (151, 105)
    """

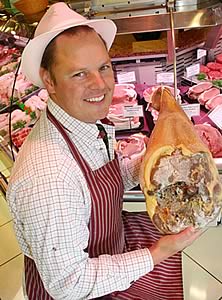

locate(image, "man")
(7, 3), (202, 300)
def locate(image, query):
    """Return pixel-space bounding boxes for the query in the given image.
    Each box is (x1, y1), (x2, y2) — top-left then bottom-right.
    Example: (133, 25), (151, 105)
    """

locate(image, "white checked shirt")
(7, 99), (154, 300)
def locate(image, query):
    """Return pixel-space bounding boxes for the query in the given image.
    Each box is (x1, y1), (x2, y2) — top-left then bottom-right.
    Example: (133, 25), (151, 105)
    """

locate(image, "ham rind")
(195, 124), (222, 158)
(140, 87), (222, 234)
(197, 87), (220, 105)
(205, 94), (222, 110)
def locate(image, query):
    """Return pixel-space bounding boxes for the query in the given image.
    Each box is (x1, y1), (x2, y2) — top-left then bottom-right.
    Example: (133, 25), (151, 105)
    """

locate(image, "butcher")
(7, 3), (203, 300)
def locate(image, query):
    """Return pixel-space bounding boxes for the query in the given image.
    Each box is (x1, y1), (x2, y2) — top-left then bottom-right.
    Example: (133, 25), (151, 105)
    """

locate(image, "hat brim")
(21, 19), (117, 88)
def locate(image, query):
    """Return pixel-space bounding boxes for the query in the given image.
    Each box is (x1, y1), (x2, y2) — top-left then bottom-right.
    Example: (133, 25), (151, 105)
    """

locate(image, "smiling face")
(40, 28), (115, 123)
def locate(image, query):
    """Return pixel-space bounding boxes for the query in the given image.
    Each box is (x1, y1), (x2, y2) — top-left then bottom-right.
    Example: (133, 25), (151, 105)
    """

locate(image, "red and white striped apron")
(24, 108), (183, 299)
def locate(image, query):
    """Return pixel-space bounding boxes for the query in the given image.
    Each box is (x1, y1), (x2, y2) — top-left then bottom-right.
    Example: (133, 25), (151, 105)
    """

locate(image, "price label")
(197, 49), (207, 60)
(156, 72), (174, 83)
(208, 104), (222, 129)
(123, 105), (143, 118)
(181, 103), (200, 118)
(117, 71), (136, 84)
(186, 64), (200, 78)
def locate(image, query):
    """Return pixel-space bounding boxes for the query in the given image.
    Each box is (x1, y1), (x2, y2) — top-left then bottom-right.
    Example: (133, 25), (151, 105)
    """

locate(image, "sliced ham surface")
(195, 124), (222, 158)
(197, 87), (220, 105)
(205, 94), (222, 110)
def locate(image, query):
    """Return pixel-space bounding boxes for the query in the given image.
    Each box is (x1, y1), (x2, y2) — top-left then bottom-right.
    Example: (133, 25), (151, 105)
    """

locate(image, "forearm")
(119, 153), (144, 191)
(149, 227), (205, 266)
(44, 248), (153, 300)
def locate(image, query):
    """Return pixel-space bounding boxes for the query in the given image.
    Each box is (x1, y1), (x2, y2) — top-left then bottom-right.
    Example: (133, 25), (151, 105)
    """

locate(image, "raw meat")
(108, 84), (140, 130)
(12, 127), (32, 148)
(38, 89), (49, 102)
(200, 65), (209, 74)
(187, 82), (212, 100)
(216, 53), (222, 64)
(25, 95), (46, 111)
(207, 62), (222, 71)
(11, 109), (31, 126)
(195, 124), (222, 158)
(112, 84), (137, 105)
(143, 85), (180, 103)
(116, 133), (147, 159)
(208, 70), (222, 80)
(140, 87), (222, 234)
(197, 87), (220, 105)
(205, 94), (222, 110)
(0, 113), (9, 129)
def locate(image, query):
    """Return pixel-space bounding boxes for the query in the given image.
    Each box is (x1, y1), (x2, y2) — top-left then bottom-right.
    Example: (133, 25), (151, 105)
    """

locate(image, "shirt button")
(99, 147), (103, 151)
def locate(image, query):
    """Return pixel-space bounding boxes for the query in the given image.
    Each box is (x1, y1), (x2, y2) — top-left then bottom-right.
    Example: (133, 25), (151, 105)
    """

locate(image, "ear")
(39, 67), (56, 94)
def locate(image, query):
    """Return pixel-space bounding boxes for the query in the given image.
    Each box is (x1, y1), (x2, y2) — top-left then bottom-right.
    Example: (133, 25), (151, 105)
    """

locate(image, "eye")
(100, 64), (111, 72)
(72, 71), (86, 78)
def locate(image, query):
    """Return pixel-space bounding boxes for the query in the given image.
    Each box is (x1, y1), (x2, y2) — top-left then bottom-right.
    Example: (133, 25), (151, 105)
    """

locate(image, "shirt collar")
(47, 98), (115, 140)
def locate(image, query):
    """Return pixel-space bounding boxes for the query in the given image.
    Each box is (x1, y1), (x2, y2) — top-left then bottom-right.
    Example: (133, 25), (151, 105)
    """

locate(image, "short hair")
(40, 26), (107, 83)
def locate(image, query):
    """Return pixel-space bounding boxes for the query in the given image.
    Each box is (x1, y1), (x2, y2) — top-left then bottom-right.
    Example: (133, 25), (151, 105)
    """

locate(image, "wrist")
(149, 241), (170, 266)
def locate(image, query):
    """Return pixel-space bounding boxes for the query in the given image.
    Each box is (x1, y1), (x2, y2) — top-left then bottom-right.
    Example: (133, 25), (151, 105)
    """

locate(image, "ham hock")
(140, 87), (222, 234)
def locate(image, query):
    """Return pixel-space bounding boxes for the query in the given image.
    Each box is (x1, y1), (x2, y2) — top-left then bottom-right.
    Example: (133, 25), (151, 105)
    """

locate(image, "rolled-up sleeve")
(118, 152), (144, 191)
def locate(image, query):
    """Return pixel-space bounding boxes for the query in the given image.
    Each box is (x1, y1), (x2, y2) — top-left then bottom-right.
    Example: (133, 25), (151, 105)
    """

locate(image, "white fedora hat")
(21, 2), (117, 88)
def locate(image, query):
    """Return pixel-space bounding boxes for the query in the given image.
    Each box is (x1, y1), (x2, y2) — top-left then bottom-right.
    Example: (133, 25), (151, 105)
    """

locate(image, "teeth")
(85, 95), (105, 102)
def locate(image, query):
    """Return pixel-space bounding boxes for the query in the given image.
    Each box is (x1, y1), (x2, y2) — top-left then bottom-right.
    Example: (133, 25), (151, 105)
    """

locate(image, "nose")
(88, 72), (106, 90)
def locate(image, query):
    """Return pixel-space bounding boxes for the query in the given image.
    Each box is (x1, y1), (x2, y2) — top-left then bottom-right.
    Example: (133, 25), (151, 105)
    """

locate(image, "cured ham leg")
(140, 87), (222, 234)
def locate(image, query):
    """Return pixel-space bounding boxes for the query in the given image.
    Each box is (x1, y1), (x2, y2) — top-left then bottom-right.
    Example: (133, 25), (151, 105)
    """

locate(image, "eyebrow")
(70, 59), (112, 74)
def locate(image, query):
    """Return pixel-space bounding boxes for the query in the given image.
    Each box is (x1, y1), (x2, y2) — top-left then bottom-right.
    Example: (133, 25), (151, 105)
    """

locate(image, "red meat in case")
(208, 70), (222, 80)
(12, 127), (32, 148)
(195, 124), (222, 158)
(197, 87), (220, 105)
(216, 53), (222, 64)
(207, 62), (222, 71)
(200, 65), (209, 74)
(205, 94), (222, 110)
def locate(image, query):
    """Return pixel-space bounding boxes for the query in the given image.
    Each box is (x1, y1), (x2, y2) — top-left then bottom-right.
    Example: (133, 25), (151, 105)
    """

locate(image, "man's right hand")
(149, 227), (206, 266)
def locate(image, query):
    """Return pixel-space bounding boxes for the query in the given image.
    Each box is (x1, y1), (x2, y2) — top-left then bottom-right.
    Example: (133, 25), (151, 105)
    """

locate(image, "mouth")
(84, 95), (105, 103)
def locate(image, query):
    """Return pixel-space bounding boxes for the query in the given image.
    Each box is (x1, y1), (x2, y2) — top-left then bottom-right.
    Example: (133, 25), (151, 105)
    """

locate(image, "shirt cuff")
(114, 248), (154, 284)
